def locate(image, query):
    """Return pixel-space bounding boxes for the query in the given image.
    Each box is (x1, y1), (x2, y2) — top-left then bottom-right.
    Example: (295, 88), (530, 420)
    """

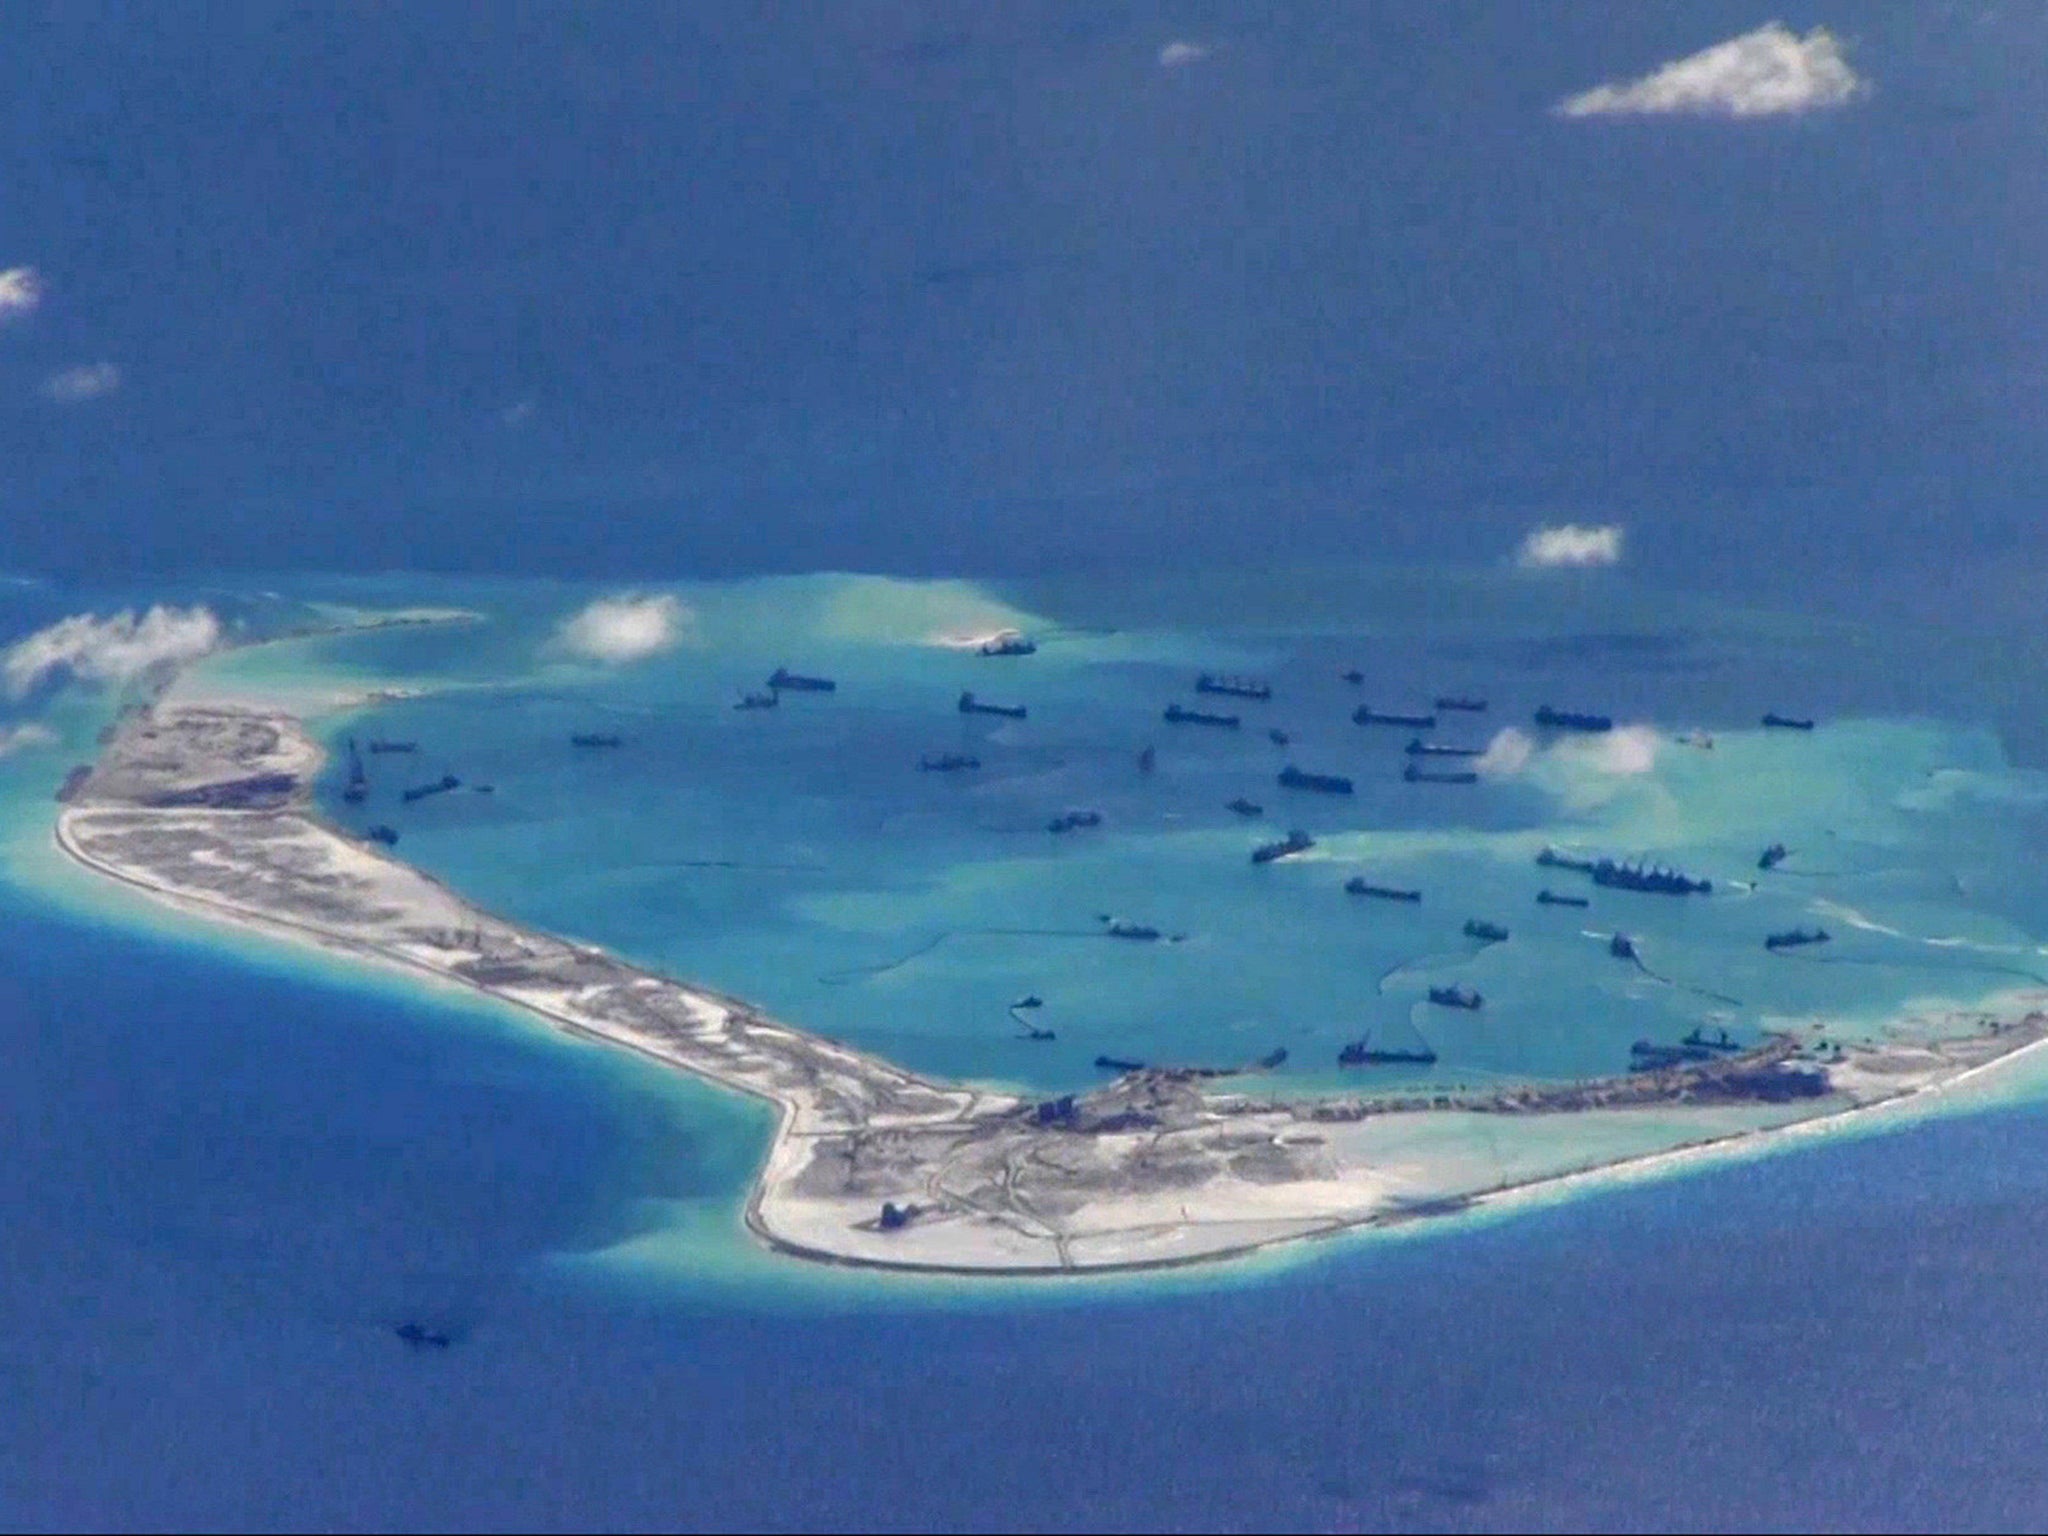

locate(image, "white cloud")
(42, 362), (122, 404)
(1476, 727), (1536, 777)
(0, 722), (56, 756)
(554, 593), (693, 664)
(0, 266), (44, 322)
(1158, 40), (1210, 68)
(1556, 23), (1866, 119)
(2, 606), (223, 697)
(1517, 523), (1624, 570)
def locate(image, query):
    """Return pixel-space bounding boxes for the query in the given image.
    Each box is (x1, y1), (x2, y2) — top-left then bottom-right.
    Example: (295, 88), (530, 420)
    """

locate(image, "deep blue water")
(9, 875), (2048, 1532)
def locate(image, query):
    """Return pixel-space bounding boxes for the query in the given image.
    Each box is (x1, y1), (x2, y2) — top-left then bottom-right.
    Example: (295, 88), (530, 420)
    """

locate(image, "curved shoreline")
(49, 702), (2048, 1277)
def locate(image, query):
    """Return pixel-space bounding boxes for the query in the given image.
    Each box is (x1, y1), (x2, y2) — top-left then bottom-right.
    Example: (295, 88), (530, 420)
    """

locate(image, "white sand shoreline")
(47, 701), (2048, 1278)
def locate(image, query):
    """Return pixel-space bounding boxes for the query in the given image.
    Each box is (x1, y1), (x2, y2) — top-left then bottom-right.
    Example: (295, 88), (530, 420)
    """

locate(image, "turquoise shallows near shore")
(29, 572), (2048, 1275)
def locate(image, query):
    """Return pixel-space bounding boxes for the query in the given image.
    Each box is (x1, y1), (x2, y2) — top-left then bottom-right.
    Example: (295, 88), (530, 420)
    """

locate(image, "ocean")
(6, 567), (2048, 1529)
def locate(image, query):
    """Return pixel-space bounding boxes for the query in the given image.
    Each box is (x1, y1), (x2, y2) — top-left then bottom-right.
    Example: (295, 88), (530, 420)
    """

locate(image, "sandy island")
(50, 702), (2048, 1275)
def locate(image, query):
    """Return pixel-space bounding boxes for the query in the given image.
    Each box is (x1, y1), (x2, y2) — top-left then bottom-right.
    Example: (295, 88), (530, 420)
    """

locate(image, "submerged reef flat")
(55, 703), (2048, 1275)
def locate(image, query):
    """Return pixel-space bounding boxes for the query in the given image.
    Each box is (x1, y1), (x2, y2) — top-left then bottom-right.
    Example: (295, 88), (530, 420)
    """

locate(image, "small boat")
(1610, 932), (1638, 960)
(1463, 919), (1508, 943)
(918, 753), (980, 772)
(1340, 669), (1365, 685)
(571, 732), (622, 748)
(1536, 889), (1590, 908)
(1404, 764), (1478, 785)
(1047, 810), (1102, 833)
(1435, 696), (1487, 712)
(959, 691), (1027, 719)
(366, 739), (417, 754)
(1268, 727), (1291, 746)
(1255, 1047), (1289, 1070)
(1010, 995), (1044, 1010)
(363, 825), (399, 847)
(1345, 877), (1420, 902)
(1225, 797), (1264, 818)
(1101, 917), (1162, 941)
(979, 632), (1037, 657)
(400, 774), (461, 803)
(1405, 738), (1483, 758)
(1758, 842), (1789, 871)
(1762, 713), (1815, 731)
(1427, 985), (1482, 1010)
(1137, 745), (1156, 774)
(1765, 927), (1831, 950)
(395, 1323), (451, 1350)
(1095, 1055), (1147, 1073)
(734, 691), (779, 710)
(1278, 765), (1353, 795)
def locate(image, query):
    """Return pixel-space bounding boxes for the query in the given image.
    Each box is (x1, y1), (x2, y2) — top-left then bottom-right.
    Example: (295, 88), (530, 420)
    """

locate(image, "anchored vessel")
(1100, 917), (1162, 941)
(1427, 985), (1482, 1010)
(1404, 764), (1478, 785)
(1251, 829), (1314, 864)
(1683, 1027), (1744, 1054)
(1405, 738), (1483, 758)
(1354, 706), (1436, 729)
(734, 691), (779, 710)
(1225, 797), (1263, 818)
(1762, 713), (1815, 731)
(363, 824), (399, 846)
(400, 774), (461, 803)
(1047, 810), (1102, 833)
(1195, 673), (1271, 700)
(367, 739), (417, 754)
(1341, 669), (1365, 685)
(1339, 1034), (1439, 1066)
(959, 691), (1027, 719)
(1766, 927), (1831, 950)
(768, 667), (836, 693)
(1267, 728), (1291, 746)
(1164, 703), (1240, 729)
(1610, 932), (1639, 960)
(1758, 842), (1789, 871)
(1345, 877), (1421, 902)
(1463, 919), (1509, 942)
(1094, 1055), (1146, 1073)
(979, 633), (1036, 657)
(919, 753), (979, 773)
(1435, 696), (1487, 712)
(342, 738), (368, 804)
(1278, 764), (1353, 795)
(1534, 706), (1613, 732)
(571, 733), (622, 748)
(1537, 889), (1590, 908)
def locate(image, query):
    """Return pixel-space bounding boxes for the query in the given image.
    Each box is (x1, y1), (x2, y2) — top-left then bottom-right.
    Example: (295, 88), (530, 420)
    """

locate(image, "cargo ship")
(1225, 797), (1264, 818)
(979, 632), (1037, 657)
(918, 753), (980, 772)
(1405, 738), (1483, 757)
(1251, 829), (1314, 864)
(1758, 842), (1789, 871)
(733, 691), (779, 710)
(959, 691), (1027, 719)
(767, 667), (836, 692)
(571, 733), (623, 748)
(1339, 1034), (1438, 1067)
(1536, 889), (1589, 908)
(1435, 696), (1487, 713)
(401, 774), (461, 804)
(1047, 810), (1102, 834)
(1463, 919), (1508, 942)
(1765, 927), (1830, 950)
(1762, 712), (1815, 730)
(1278, 764), (1353, 795)
(1195, 673), (1271, 700)
(1427, 986), (1482, 1010)
(1354, 705), (1436, 729)
(1534, 706), (1613, 732)
(1164, 702), (1240, 728)
(1404, 764), (1478, 785)
(1345, 877), (1420, 902)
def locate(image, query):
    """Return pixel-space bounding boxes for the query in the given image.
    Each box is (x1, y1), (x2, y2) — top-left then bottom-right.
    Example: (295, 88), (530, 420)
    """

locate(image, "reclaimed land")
(53, 703), (2048, 1276)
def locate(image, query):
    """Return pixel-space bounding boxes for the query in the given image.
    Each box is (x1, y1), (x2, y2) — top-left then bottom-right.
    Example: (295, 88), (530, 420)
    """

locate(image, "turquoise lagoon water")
(14, 569), (2048, 1528)
(177, 569), (2048, 1101)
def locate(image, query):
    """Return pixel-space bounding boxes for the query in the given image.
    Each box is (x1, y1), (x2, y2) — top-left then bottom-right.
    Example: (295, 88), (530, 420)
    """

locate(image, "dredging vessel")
(1251, 829), (1314, 864)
